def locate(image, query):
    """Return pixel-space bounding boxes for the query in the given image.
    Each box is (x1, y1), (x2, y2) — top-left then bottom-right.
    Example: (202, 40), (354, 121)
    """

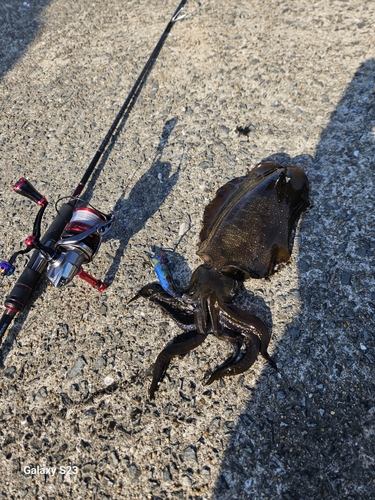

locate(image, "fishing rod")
(0, 0), (187, 344)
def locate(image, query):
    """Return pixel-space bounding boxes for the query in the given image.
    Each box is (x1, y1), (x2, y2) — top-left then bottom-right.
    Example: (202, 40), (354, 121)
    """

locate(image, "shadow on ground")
(214, 60), (375, 499)
(0, 1), (52, 79)
(103, 117), (181, 285)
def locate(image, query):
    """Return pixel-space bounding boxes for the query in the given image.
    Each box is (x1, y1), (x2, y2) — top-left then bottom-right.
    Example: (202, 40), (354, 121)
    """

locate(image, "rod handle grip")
(4, 267), (41, 312)
(38, 201), (76, 246)
(1, 202), (76, 335)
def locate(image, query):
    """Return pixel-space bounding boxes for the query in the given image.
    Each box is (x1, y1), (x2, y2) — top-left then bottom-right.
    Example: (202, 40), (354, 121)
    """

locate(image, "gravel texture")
(0, 0), (374, 499)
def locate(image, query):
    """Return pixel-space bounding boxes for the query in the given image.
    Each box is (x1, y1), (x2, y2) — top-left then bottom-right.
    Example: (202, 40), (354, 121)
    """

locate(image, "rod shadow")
(103, 117), (181, 285)
(214, 59), (375, 498)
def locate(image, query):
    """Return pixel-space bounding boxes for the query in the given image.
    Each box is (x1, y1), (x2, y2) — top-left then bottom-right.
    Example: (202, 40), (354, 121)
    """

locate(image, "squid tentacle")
(150, 330), (207, 399)
(129, 283), (196, 330)
(219, 302), (277, 369)
(205, 331), (261, 385)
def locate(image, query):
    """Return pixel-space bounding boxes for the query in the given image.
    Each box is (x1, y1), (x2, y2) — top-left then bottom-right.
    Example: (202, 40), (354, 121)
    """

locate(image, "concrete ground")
(0, 0), (374, 498)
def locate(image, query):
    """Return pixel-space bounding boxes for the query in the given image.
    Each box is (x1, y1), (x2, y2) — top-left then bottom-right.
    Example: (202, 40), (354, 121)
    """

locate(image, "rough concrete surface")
(0, 0), (374, 498)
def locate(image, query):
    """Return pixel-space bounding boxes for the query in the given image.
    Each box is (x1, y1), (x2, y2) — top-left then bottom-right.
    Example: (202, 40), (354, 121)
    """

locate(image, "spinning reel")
(0, 178), (114, 291)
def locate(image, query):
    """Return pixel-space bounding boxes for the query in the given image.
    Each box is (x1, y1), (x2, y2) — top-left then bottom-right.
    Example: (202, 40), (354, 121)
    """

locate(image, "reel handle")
(13, 178), (47, 207)
(77, 268), (107, 292)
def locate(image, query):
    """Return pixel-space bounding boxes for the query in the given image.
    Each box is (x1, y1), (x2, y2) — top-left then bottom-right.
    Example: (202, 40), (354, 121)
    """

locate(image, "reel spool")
(47, 206), (113, 289)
